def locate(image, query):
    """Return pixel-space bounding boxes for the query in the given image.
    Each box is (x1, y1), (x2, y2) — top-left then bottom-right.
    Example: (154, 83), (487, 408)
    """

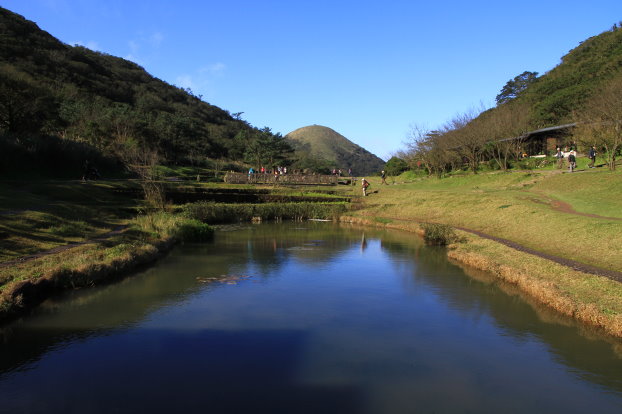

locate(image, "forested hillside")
(0, 7), (290, 177)
(403, 23), (622, 175)
(502, 23), (622, 127)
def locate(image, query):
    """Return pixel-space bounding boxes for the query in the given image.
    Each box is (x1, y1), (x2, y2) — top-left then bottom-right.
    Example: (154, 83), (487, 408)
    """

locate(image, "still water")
(1, 222), (621, 413)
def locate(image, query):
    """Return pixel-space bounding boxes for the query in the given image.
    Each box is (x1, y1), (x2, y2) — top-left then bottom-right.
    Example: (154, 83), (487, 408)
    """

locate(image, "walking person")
(380, 170), (388, 185)
(361, 178), (370, 196)
(555, 147), (564, 169)
(568, 149), (577, 172)
(588, 146), (597, 168)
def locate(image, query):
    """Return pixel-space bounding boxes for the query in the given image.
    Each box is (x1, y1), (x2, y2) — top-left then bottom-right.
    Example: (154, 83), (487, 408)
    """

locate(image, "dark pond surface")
(1, 222), (621, 413)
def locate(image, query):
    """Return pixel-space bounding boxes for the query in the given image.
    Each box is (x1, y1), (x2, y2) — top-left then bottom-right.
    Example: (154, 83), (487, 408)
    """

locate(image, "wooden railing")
(224, 172), (340, 185)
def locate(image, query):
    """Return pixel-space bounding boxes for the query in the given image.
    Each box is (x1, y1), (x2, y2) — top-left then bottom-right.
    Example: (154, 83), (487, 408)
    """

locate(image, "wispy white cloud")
(199, 62), (226, 76)
(128, 40), (140, 53)
(123, 31), (163, 66)
(149, 32), (164, 48)
(72, 40), (101, 51)
(175, 75), (195, 89)
(175, 62), (227, 99)
(124, 54), (144, 66)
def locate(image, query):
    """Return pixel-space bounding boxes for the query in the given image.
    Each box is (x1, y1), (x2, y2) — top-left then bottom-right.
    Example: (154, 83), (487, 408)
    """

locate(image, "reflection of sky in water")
(0, 223), (621, 414)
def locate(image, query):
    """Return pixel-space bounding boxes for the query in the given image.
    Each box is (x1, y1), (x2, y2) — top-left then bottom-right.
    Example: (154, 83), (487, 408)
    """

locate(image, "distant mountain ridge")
(285, 125), (385, 175)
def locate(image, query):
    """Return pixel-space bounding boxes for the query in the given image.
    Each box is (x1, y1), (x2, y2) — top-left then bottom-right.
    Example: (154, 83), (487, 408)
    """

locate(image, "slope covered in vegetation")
(505, 24), (622, 127)
(0, 7), (289, 177)
(286, 125), (385, 175)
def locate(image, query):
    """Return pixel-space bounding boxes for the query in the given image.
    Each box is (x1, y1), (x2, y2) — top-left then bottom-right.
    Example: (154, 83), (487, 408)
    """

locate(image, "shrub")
(183, 202), (348, 223)
(175, 219), (214, 242)
(420, 223), (456, 245)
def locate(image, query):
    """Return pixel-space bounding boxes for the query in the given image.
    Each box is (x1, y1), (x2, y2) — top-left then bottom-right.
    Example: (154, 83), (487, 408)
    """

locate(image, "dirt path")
(381, 216), (622, 283)
(451, 225), (622, 282)
(525, 191), (622, 221)
(0, 225), (127, 270)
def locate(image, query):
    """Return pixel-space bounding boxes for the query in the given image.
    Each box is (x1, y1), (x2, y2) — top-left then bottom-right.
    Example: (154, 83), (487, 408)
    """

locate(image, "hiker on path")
(568, 150), (577, 172)
(361, 178), (370, 196)
(381, 170), (388, 185)
(555, 148), (564, 169)
(588, 146), (597, 168)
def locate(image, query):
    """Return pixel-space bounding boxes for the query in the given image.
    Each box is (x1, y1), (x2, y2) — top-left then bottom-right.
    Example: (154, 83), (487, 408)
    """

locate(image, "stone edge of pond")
(339, 215), (622, 340)
(0, 237), (177, 325)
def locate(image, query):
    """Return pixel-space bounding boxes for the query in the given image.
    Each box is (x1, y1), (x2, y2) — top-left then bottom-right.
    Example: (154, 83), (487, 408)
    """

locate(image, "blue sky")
(3, 0), (622, 159)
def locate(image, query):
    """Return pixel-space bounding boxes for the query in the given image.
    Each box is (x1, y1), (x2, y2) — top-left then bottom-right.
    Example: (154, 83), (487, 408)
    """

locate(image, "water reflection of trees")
(0, 223), (375, 375)
(2, 222), (621, 397)
(379, 238), (622, 393)
(230, 223), (390, 276)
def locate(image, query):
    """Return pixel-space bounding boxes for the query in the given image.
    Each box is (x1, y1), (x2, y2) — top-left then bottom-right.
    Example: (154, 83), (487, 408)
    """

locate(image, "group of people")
(554, 146), (597, 172)
(332, 168), (355, 177)
(248, 166), (288, 177)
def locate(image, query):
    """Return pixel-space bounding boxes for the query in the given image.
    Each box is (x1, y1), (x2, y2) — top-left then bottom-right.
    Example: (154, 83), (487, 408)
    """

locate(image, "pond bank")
(0, 200), (347, 324)
(0, 235), (176, 323)
(339, 215), (622, 339)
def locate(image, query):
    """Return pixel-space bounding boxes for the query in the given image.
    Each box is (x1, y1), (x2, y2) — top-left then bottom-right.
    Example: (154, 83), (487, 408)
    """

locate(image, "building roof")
(499, 123), (576, 142)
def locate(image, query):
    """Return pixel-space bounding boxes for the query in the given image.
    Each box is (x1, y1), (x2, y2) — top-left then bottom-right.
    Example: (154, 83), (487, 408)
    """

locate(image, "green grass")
(359, 168), (622, 272)
(183, 201), (349, 223)
(531, 169), (622, 218)
(0, 180), (140, 261)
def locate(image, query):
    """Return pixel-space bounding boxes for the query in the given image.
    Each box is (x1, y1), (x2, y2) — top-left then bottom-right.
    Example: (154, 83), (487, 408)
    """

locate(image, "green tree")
(0, 67), (59, 135)
(384, 156), (408, 176)
(496, 71), (538, 105)
(244, 127), (293, 167)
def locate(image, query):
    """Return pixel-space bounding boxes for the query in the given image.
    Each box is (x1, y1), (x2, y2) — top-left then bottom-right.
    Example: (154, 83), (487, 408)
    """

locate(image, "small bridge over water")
(224, 172), (352, 185)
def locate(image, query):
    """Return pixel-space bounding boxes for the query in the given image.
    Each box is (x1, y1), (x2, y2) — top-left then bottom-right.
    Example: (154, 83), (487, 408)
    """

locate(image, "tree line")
(398, 19), (622, 177)
(395, 23), (622, 176)
(399, 72), (622, 175)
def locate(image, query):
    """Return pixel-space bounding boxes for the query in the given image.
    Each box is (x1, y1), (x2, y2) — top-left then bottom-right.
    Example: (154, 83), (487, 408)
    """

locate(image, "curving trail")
(525, 191), (622, 221)
(380, 216), (622, 283)
(0, 225), (127, 270)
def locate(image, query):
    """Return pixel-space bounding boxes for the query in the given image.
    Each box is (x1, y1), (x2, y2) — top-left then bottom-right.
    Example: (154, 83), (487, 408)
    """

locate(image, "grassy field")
(353, 168), (622, 273)
(0, 180), (140, 262)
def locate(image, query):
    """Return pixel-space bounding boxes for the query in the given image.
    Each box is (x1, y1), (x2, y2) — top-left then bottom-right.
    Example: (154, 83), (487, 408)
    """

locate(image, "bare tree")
(573, 76), (622, 170)
(442, 107), (487, 173)
(405, 124), (456, 177)
(485, 102), (531, 171)
(113, 135), (167, 210)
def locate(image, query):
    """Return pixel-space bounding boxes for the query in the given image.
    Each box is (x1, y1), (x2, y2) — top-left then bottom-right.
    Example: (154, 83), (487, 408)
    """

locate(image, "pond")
(1, 222), (621, 413)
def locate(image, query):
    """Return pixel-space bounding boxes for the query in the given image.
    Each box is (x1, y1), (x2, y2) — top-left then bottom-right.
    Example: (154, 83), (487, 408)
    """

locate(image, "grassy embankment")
(0, 179), (216, 318)
(0, 177), (350, 319)
(344, 166), (622, 337)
